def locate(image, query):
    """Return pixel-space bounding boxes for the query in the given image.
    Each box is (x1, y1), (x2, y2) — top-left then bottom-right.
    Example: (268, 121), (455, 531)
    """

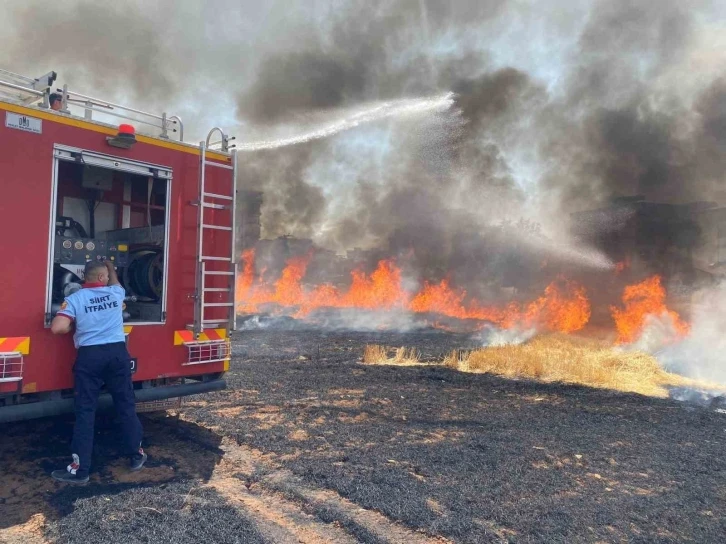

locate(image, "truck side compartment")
(0, 96), (236, 420)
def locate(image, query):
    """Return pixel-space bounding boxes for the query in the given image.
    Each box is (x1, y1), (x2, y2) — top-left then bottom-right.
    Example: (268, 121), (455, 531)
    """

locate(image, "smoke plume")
(3, 0), (726, 288)
(643, 283), (726, 384)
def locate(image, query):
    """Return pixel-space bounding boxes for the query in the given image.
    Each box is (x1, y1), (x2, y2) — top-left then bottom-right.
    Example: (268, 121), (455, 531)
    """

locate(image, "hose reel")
(123, 248), (163, 301)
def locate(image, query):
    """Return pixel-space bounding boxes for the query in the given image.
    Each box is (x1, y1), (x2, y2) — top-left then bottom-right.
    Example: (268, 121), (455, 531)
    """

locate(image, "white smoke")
(238, 309), (427, 333)
(618, 283), (726, 386)
(306, 308), (424, 333)
(479, 326), (537, 347)
(654, 283), (726, 385)
(623, 312), (684, 355)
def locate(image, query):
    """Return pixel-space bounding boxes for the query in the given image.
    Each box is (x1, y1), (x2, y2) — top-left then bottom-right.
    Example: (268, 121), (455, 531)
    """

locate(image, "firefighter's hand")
(105, 260), (121, 286)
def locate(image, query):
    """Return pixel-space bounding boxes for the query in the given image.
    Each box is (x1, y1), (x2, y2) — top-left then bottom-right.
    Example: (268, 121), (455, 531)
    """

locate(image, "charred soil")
(1, 329), (724, 543)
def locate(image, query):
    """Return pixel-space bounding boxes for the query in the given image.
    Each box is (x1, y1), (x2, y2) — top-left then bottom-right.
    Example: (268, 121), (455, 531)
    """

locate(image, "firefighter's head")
(49, 93), (62, 111)
(84, 261), (109, 285)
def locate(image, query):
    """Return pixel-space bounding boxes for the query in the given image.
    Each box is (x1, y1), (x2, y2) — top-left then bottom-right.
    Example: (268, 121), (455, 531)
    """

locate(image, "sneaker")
(51, 469), (89, 485)
(129, 448), (147, 472)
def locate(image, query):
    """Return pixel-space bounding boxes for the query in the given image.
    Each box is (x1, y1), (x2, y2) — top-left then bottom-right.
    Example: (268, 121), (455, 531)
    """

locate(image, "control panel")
(54, 237), (129, 266)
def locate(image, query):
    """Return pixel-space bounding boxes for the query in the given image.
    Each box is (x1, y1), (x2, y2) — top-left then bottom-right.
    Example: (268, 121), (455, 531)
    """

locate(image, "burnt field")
(1, 329), (725, 543)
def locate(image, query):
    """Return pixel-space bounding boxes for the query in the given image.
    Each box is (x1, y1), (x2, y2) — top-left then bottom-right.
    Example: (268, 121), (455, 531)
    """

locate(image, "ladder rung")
(202, 202), (229, 210)
(202, 192), (234, 201)
(201, 256), (232, 261)
(202, 223), (232, 231)
(204, 287), (231, 292)
(187, 321), (229, 330)
(206, 162), (234, 170)
(203, 303), (235, 307)
(204, 271), (235, 276)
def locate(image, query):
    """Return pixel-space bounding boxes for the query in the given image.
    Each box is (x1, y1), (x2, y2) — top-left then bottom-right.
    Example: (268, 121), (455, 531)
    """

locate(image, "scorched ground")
(1, 329), (724, 543)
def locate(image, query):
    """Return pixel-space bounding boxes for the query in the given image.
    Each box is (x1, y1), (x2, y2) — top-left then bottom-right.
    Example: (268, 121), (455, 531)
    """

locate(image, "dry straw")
(364, 335), (723, 398)
(363, 345), (422, 366)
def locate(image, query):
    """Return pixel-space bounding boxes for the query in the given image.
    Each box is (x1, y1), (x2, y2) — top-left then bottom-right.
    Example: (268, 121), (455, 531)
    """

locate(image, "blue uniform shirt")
(57, 283), (126, 348)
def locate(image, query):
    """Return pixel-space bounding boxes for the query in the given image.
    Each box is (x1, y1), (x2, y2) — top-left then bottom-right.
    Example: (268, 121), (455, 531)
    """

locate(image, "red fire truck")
(0, 69), (237, 422)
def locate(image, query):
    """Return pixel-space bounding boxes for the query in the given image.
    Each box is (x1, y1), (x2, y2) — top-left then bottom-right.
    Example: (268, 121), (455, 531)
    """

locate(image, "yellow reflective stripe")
(0, 102), (231, 161)
(174, 329), (228, 345)
(174, 330), (194, 345)
(0, 336), (30, 355)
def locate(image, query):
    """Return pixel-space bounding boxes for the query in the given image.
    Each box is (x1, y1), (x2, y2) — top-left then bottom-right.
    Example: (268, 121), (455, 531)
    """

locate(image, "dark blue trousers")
(71, 342), (143, 478)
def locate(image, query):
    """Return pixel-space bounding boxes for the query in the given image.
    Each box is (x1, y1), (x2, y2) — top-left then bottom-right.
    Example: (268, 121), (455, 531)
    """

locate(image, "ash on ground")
(2, 329), (725, 544)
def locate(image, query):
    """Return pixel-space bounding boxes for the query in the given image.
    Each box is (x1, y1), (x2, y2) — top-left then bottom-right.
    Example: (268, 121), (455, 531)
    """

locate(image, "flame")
(409, 279), (467, 319)
(408, 280), (526, 329)
(235, 248), (278, 314)
(272, 254), (309, 307)
(342, 259), (407, 309)
(610, 275), (689, 344)
(236, 249), (263, 314)
(524, 277), (591, 333)
(235, 250), (698, 342)
(236, 250), (593, 333)
(302, 283), (341, 315)
(297, 259), (407, 315)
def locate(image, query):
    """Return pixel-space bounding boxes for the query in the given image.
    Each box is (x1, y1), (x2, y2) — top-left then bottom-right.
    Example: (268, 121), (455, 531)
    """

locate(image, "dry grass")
(372, 335), (723, 398)
(449, 335), (684, 397)
(363, 344), (423, 366)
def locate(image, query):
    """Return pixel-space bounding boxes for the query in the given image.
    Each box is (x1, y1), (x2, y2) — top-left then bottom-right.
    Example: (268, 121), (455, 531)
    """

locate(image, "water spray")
(236, 92), (456, 151)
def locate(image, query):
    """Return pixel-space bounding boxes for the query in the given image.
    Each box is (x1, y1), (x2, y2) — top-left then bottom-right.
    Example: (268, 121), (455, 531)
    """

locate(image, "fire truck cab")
(0, 69), (237, 422)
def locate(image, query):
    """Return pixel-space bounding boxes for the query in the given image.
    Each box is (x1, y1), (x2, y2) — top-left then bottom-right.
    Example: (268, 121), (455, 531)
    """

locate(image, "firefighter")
(49, 92), (62, 111)
(50, 260), (146, 485)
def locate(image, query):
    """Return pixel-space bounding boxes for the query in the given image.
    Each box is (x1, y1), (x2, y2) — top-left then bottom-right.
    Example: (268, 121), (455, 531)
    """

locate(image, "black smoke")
(3, 0), (726, 292)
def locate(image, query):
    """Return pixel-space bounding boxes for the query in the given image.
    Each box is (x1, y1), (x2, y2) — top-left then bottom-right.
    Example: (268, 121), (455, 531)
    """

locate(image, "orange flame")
(271, 254), (309, 307)
(524, 277), (591, 333)
(409, 279), (467, 319)
(236, 250), (593, 333)
(296, 259), (408, 315)
(236, 249), (265, 314)
(342, 260), (407, 309)
(610, 275), (689, 344)
(235, 248), (284, 314)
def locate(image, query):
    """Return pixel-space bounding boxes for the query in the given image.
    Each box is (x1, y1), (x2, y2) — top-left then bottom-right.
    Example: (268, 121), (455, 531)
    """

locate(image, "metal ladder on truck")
(191, 128), (238, 338)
